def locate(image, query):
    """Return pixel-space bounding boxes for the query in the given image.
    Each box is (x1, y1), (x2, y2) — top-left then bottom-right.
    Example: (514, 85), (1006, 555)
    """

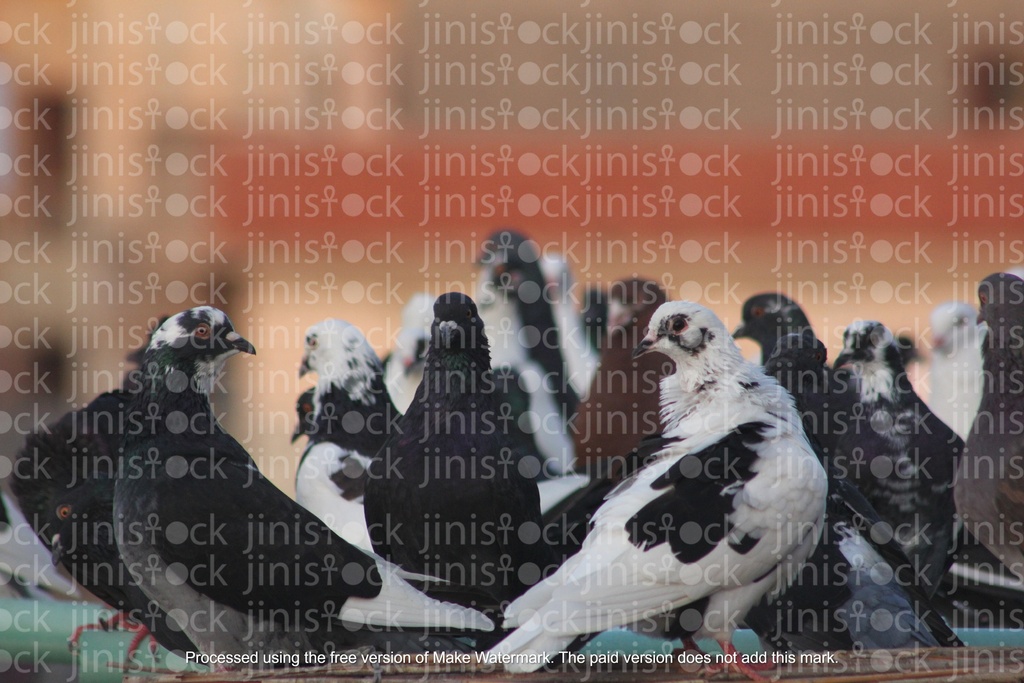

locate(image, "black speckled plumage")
(831, 322), (961, 597)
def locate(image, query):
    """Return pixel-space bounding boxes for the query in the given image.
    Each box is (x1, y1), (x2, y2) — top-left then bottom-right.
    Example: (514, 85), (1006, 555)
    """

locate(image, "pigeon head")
(430, 292), (489, 357)
(47, 479), (112, 566)
(633, 301), (735, 364)
(300, 319), (381, 405)
(834, 320), (902, 371)
(733, 293), (811, 360)
(978, 272), (1024, 352)
(475, 229), (544, 309)
(930, 301), (980, 356)
(143, 307), (255, 391)
(392, 293), (433, 378)
(765, 330), (827, 374)
(607, 278), (667, 331)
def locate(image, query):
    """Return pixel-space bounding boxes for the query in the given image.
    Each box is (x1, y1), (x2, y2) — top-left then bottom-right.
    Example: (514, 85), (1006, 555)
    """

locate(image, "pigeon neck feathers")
(641, 302), (802, 440)
(122, 307), (254, 453)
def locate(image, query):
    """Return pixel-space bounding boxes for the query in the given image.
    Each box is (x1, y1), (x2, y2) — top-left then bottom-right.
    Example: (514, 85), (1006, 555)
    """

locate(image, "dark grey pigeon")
(833, 320), (962, 597)
(957, 272), (1024, 582)
(733, 293), (812, 363)
(744, 331), (961, 652)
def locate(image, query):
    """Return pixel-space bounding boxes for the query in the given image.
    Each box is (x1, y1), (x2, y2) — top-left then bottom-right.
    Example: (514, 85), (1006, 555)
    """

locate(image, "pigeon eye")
(672, 318), (687, 333)
(466, 310), (473, 319)
(979, 293), (988, 306)
(751, 306), (765, 318)
(307, 336), (319, 349)
(57, 504), (71, 519)
(194, 324), (211, 340)
(814, 352), (824, 362)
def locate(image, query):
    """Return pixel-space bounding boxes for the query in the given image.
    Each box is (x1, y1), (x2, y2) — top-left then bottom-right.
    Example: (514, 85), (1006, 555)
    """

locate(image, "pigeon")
(957, 272), (1024, 582)
(733, 293), (812, 364)
(833, 320), (962, 596)
(475, 229), (578, 475)
(365, 293), (555, 618)
(46, 476), (198, 656)
(744, 331), (961, 652)
(929, 301), (984, 440)
(114, 306), (494, 659)
(293, 319), (399, 551)
(539, 253), (598, 396)
(383, 293), (433, 414)
(489, 301), (827, 679)
(572, 278), (671, 468)
(10, 331), (202, 656)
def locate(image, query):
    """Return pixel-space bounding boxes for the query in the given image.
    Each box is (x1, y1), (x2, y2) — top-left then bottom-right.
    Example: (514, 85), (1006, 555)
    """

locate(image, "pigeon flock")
(6, 228), (1024, 679)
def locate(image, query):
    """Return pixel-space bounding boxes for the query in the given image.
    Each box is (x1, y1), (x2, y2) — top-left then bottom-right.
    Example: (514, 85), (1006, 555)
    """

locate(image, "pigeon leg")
(68, 610), (134, 650)
(704, 640), (774, 682)
(123, 621), (161, 660)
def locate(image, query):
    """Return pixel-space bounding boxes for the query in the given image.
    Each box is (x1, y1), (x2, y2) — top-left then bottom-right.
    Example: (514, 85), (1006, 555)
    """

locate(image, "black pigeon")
(833, 320), (962, 597)
(10, 321), (194, 654)
(47, 476), (198, 655)
(957, 272), (1024, 582)
(743, 331), (961, 652)
(365, 293), (555, 618)
(114, 307), (493, 659)
(476, 229), (578, 475)
(292, 318), (399, 551)
(733, 292), (812, 363)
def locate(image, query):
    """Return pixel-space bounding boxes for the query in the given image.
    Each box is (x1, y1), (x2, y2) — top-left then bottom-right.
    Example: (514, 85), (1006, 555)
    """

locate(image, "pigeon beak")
(833, 351), (854, 370)
(632, 334), (656, 359)
(298, 355), (311, 378)
(291, 422), (304, 444)
(437, 320), (457, 348)
(732, 323), (749, 339)
(225, 331), (256, 356)
(50, 534), (64, 567)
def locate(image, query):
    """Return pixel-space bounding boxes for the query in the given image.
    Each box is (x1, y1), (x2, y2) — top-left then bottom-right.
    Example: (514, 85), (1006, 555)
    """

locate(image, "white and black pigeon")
(929, 301), (984, 440)
(540, 253), (598, 397)
(293, 319), (398, 551)
(383, 293), (433, 414)
(957, 272), (1024, 582)
(365, 293), (555, 622)
(489, 301), (827, 679)
(114, 307), (493, 659)
(745, 331), (961, 652)
(833, 320), (962, 597)
(475, 230), (578, 475)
